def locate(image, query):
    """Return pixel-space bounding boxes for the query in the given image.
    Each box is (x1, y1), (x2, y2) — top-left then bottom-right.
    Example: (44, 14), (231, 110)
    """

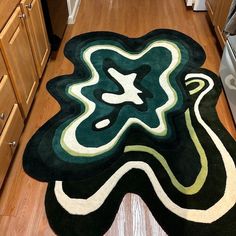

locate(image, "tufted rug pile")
(23, 29), (236, 236)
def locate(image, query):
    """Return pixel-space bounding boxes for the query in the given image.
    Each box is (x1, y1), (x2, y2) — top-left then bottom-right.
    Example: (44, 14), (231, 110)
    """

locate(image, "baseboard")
(68, 0), (81, 24)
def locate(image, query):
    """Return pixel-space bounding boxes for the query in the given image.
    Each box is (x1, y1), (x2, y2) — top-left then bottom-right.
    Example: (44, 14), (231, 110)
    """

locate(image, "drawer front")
(0, 75), (16, 134)
(0, 50), (8, 81)
(0, 104), (24, 188)
(0, 0), (19, 31)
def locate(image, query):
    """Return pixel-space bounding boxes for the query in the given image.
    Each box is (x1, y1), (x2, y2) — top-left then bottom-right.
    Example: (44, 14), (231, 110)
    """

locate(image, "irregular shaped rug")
(23, 29), (236, 236)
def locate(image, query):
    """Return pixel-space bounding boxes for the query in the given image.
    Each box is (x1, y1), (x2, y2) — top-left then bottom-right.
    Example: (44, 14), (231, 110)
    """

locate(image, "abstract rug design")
(23, 29), (236, 236)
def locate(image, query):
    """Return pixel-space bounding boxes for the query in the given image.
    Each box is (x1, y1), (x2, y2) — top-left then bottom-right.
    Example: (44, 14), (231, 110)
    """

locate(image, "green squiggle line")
(124, 109), (208, 195)
(185, 79), (205, 95)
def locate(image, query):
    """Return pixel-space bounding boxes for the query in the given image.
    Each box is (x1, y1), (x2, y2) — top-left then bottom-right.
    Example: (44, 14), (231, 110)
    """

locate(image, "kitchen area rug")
(23, 29), (236, 236)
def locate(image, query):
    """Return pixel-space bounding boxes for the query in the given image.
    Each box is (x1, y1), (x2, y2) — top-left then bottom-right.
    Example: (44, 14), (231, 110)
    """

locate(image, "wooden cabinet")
(206, 0), (232, 48)
(0, 51), (17, 134)
(206, 0), (218, 23)
(0, 48), (8, 81)
(20, 0), (50, 78)
(214, 0), (233, 48)
(0, 0), (50, 189)
(0, 76), (17, 134)
(0, 104), (24, 188)
(0, 50), (24, 188)
(0, 0), (19, 30)
(0, 6), (39, 118)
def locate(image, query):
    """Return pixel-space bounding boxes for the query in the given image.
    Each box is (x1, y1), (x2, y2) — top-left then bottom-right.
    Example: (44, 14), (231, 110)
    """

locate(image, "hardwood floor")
(0, 0), (235, 235)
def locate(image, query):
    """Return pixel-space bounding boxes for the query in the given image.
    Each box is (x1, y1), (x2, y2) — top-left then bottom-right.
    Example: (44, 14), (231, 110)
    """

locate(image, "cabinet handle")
(0, 113), (5, 120)
(9, 141), (17, 148)
(19, 13), (26, 19)
(25, 3), (32, 10)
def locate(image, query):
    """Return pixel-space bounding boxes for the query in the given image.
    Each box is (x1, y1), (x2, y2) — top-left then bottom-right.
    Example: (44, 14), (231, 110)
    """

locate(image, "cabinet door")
(21, 0), (50, 78)
(0, 7), (38, 118)
(0, 76), (17, 134)
(0, 50), (17, 134)
(206, 0), (218, 24)
(0, 0), (19, 30)
(0, 104), (24, 188)
(0, 49), (7, 80)
(214, 0), (232, 48)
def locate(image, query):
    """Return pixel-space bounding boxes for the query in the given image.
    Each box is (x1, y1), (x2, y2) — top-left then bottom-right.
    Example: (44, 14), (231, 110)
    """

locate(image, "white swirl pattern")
(61, 41), (181, 156)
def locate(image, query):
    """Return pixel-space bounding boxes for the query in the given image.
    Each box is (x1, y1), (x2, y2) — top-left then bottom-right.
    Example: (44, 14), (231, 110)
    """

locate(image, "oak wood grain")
(0, 105), (24, 189)
(0, 0), (235, 235)
(0, 0), (19, 31)
(0, 7), (39, 117)
(20, 0), (51, 78)
(0, 76), (17, 133)
(0, 49), (8, 81)
(213, 0), (232, 48)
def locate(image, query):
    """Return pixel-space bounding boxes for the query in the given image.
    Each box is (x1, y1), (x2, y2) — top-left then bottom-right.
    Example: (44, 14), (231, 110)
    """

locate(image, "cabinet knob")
(0, 113), (5, 120)
(25, 3), (32, 10)
(9, 141), (17, 148)
(19, 13), (26, 19)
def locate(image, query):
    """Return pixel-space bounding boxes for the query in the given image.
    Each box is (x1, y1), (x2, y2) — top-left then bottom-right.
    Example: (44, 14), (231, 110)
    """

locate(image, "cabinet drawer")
(0, 104), (24, 188)
(0, 75), (17, 134)
(0, 50), (7, 81)
(0, 0), (19, 31)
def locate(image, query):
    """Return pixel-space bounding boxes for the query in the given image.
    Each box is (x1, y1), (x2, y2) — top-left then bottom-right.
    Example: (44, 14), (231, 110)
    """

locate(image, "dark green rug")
(23, 29), (236, 236)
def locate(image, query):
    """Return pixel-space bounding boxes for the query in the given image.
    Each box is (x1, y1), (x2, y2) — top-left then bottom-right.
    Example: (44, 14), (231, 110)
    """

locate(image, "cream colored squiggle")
(54, 73), (236, 223)
(61, 41), (181, 157)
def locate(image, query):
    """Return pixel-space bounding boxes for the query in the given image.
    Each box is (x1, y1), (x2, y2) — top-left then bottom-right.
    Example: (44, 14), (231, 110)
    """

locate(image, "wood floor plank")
(0, 0), (235, 235)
